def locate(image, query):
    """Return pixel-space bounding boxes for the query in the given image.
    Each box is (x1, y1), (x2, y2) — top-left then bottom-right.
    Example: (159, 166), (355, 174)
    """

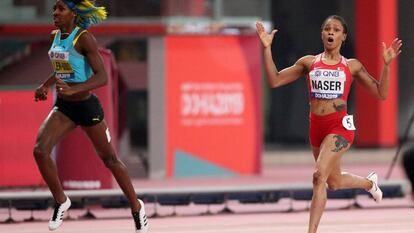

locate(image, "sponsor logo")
(48, 51), (69, 61)
(179, 82), (245, 126)
(181, 92), (244, 117)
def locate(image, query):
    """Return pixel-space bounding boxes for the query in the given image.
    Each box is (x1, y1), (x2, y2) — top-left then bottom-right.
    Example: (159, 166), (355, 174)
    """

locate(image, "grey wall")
(148, 37), (167, 178)
(221, 0), (271, 19)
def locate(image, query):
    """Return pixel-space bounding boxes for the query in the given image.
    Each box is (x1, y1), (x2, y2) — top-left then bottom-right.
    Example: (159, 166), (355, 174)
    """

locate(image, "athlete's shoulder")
(346, 58), (360, 64)
(346, 58), (364, 74)
(75, 28), (91, 40)
(76, 29), (97, 44)
(296, 55), (317, 67)
(74, 29), (97, 48)
(346, 58), (363, 69)
(301, 55), (317, 62)
(74, 30), (99, 55)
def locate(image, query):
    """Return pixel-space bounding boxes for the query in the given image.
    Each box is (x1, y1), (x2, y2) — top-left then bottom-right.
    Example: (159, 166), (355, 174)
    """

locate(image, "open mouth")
(328, 37), (334, 43)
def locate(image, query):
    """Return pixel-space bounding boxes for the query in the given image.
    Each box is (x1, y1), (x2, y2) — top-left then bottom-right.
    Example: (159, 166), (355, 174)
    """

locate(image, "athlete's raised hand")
(256, 21), (277, 48)
(383, 38), (402, 65)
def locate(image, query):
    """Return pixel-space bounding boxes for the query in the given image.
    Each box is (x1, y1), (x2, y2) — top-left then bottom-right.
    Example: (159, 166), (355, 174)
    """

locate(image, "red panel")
(165, 35), (262, 176)
(355, 0), (398, 146)
(378, 1), (398, 144)
(0, 90), (52, 187)
(0, 24), (165, 37)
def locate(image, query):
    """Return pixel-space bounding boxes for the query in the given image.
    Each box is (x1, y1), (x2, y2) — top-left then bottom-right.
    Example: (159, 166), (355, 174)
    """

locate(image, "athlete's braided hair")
(62, 0), (107, 29)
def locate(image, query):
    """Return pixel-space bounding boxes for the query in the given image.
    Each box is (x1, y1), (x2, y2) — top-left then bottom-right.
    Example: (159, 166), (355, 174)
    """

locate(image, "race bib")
(49, 51), (74, 79)
(51, 60), (74, 73)
(309, 69), (346, 99)
(342, 115), (356, 130)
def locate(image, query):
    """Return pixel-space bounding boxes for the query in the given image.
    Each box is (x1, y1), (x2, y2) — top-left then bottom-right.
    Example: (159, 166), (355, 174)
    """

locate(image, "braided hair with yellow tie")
(62, 0), (107, 28)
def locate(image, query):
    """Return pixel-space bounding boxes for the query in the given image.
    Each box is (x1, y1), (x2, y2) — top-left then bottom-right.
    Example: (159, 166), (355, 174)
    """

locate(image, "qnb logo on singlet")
(49, 51), (69, 61)
(48, 51), (74, 79)
(309, 69), (346, 99)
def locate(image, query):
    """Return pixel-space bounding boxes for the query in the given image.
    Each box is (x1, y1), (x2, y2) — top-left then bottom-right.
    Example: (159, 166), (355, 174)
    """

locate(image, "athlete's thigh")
(316, 134), (349, 175)
(82, 120), (115, 157)
(326, 152), (343, 184)
(35, 109), (76, 151)
(311, 146), (320, 161)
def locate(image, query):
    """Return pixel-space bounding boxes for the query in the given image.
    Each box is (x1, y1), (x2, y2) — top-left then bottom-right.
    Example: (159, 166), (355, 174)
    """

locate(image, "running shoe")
(133, 199), (149, 233)
(366, 172), (383, 203)
(48, 196), (71, 231)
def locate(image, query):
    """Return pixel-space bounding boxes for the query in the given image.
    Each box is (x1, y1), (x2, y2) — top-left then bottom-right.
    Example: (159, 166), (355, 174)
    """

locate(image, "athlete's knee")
(312, 170), (327, 186)
(33, 144), (50, 160)
(101, 154), (120, 168)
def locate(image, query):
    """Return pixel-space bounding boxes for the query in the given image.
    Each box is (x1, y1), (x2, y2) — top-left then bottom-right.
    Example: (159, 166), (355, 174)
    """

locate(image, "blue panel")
(174, 150), (236, 177)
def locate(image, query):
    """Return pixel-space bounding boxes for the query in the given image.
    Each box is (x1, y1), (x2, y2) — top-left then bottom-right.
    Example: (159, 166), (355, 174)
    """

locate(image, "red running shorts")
(309, 110), (355, 148)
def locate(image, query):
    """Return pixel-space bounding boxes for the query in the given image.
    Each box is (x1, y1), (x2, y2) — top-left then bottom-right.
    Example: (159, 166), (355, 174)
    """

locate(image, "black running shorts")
(53, 94), (104, 126)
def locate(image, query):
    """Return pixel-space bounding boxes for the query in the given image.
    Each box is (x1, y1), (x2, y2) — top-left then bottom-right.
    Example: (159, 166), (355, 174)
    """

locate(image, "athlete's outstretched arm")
(256, 21), (308, 88)
(351, 38), (402, 100)
(56, 32), (108, 95)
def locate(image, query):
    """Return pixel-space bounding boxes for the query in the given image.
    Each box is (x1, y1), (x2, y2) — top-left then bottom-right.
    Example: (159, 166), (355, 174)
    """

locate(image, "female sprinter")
(33, 0), (148, 232)
(256, 15), (402, 233)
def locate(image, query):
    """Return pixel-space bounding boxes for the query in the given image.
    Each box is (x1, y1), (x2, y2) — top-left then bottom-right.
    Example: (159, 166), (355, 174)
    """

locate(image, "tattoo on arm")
(333, 102), (347, 112)
(332, 135), (349, 152)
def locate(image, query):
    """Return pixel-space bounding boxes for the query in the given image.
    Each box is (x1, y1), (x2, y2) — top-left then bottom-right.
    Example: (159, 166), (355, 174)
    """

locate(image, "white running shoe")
(366, 172), (383, 203)
(48, 196), (71, 231)
(133, 199), (149, 233)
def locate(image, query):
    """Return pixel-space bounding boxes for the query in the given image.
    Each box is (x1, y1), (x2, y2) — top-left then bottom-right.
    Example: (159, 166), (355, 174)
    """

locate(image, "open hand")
(256, 21), (277, 48)
(383, 38), (402, 65)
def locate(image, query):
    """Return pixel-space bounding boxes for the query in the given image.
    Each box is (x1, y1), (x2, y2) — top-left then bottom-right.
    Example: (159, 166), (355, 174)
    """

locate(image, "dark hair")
(321, 15), (348, 34)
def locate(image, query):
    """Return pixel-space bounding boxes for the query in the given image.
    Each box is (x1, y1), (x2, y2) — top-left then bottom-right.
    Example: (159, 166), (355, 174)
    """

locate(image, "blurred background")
(0, 0), (413, 188)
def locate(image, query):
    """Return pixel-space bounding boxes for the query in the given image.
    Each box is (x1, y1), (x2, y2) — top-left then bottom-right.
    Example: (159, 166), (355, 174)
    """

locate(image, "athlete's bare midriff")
(310, 98), (347, 116)
(57, 82), (91, 101)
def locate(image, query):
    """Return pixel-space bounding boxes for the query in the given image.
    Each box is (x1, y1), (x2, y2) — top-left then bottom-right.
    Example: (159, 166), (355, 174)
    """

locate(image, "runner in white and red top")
(256, 15), (402, 233)
(307, 52), (355, 148)
(307, 53), (353, 101)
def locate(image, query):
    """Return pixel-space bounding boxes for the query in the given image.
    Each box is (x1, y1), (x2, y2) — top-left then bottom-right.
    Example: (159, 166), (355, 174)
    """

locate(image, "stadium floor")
(1, 148), (412, 233)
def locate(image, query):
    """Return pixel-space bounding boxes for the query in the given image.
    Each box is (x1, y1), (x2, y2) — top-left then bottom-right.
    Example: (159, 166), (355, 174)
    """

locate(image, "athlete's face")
(321, 19), (347, 50)
(53, 0), (76, 28)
